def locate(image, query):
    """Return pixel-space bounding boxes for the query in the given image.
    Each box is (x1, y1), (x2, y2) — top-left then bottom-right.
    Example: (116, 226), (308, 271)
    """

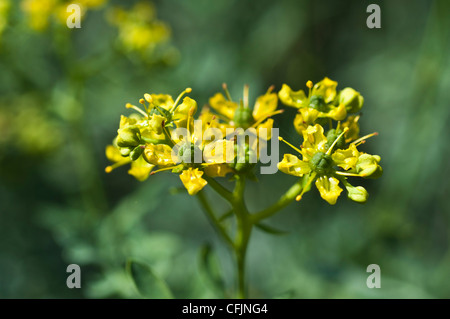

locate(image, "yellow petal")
(252, 92), (278, 122)
(341, 115), (360, 143)
(203, 139), (235, 163)
(128, 157), (155, 181)
(209, 93), (238, 120)
(278, 84), (307, 108)
(315, 176), (343, 205)
(150, 94), (174, 110)
(204, 163), (233, 177)
(312, 77), (338, 104)
(332, 144), (359, 170)
(256, 118), (273, 141)
(179, 168), (208, 195)
(106, 145), (124, 163)
(144, 143), (176, 166)
(277, 154), (311, 176)
(302, 124), (328, 156)
(148, 114), (165, 134)
(173, 96), (197, 122)
(322, 103), (347, 121)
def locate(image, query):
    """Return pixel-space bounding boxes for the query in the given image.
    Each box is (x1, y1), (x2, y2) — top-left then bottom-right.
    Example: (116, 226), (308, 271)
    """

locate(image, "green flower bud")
(177, 142), (202, 164)
(130, 145), (144, 161)
(308, 95), (327, 112)
(346, 185), (369, 203)
(309, 151), (333, 175)
(326, 129), (345, 151)
(356, 154), (382, 178)
(229, 143), (256, 173)
(339, 88), (364, 113)
(233, 106), (254, 129)
(117, 125), (141, 148)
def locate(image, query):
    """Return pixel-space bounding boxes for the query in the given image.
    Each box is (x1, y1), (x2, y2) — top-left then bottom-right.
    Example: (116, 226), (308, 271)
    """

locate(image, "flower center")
(309, 151), (333, 175)
(177, 142), (202, 164)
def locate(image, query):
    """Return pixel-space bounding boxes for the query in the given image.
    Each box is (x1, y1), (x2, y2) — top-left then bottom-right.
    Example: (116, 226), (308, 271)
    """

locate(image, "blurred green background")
(0, 0), (449, 298)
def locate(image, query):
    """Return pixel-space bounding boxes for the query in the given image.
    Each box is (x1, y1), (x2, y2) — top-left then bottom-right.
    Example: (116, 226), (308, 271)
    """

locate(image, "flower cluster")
(20, 0), (106, 31)
(105, 85), (281, 195)
(106, 78), (382, 204)
(277, 78), (382, 204)
(106, 1), (176, 64)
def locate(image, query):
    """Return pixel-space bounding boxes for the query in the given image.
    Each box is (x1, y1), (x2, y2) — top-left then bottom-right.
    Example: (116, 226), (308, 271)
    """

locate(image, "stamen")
(278, 136), (302, 154)
(126, 103), (148, 117)
(251, 109), (284, 128)
(335, 171), (363, 177)
(350, 132), (378, 145)
(306, 80), (313, 97)
(354, 140), (366, 147)
(326, 127), (349, 155)
(201, 116), (216, 149)
(105, 159), (131, 173)
(296, 172), (317, 201)
(170, 88), (193, 113)
(222, 83), (233, 102)
(150, 165), (181, 175)
(243, 84), (249, 109)
(162, 121), (176, 147)
(267, 85), (275, 94)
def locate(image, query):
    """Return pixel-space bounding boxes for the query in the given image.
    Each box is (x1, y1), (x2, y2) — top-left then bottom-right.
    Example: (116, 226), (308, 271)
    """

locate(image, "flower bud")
(346, 184), (369, 203)
(117, 125), (141, 148)
(356, 154), (382, 178)
(339, 88), (364, 113)
(233, 106), (254, 129)
(130, 145), (144, 161)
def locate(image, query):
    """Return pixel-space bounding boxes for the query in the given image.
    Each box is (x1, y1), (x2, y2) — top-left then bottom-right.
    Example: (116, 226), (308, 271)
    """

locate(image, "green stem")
(196, 190), (234, 248)
(250, 179), (303, 223)
(203, 176), (234, 203)
(232, 176), (251, 299)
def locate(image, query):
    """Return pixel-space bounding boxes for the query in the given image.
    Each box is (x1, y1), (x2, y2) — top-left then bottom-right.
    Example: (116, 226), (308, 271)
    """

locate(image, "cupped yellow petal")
(106, 144), (125, 163)
(312, 77), (338, 104)
(322, 103), (347, 121)
(355, 154), (382, 178)
(173, 96), (197, 123)
(302, 124), (328, 156)
(332, 144), (360, 170)
(179, 168), (208, 195)
(278, 84), (307, 108)
(150, 94), (174, 110)
(315, 176), (343, 205)
(148, 113), (165, 134)
(144, 143), (176, 166)
(128, 157), (155, 181)
(203, 139), (235, 164)
(204, 163), (233, 177)
(256, 118), (273, 141)
(252, 92), (278, 122)
(277, 154), (311, 176)
(209, 93), (238, 120)
(341, 115), (360, 143)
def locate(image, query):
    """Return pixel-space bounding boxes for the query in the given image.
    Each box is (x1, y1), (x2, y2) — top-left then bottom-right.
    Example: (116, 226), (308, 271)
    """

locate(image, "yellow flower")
(105, 144), (154, 181)
(279, 78), (347, 122)
(208, 84), (281, 134)
(179, 168), (208, 195)
(277, 123), (381, 205)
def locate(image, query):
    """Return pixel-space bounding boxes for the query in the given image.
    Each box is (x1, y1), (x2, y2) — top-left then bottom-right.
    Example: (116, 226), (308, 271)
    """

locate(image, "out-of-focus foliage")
(0, 0), (449, 298)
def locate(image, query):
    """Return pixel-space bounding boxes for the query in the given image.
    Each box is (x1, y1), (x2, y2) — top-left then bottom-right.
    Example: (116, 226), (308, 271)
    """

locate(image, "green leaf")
(199, 244), (225, 295)
(255, 222), (289, 235)
(126, 259), (174, 299)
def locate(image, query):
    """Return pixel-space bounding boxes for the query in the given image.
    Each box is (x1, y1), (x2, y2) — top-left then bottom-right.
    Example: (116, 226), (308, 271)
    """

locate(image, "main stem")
(200, 175), (304, 298)
(233, 176), (251, 299)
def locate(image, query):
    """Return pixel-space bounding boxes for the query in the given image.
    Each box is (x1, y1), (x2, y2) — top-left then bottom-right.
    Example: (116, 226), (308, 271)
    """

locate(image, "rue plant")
(105, 77), (382, 298)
